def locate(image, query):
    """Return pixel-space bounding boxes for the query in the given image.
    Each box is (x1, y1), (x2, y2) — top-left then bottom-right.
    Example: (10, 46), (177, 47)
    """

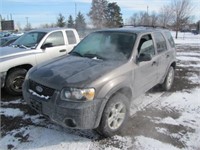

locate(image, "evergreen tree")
(75, 12), (87, 37)
(105, 2), (123, 27)
(57, 13), (66, 27)
(67, 15), (75, 28)
(88, 0), (108, 28)
(75, 12), (86, 30)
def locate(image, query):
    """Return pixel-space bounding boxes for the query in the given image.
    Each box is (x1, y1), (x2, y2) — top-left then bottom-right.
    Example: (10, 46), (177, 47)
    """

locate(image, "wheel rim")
(166, 68), (174, 89)
(107, 102), (126, 130)
(11, 76), (25, 92)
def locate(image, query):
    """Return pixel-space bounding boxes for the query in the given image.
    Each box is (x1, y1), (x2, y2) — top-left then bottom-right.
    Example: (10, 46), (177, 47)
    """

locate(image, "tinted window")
(138, 34), (155, 56)
(66, 31), (76, 44)
(165, 31), (175, 48)
(44, 31), (64, 47)
(154, 32), (167, 53)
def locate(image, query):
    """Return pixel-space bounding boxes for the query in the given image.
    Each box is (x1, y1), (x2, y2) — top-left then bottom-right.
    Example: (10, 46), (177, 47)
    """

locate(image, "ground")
(0, 32), (200, 150)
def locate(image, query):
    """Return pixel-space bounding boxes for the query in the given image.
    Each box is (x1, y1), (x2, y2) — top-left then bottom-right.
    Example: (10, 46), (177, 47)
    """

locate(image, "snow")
(1, 30), (200, 150)
(176, 56), (200, 62)
(29, 89), (50, 100)
(133, 136), (180, 150)
(15, 127), (92, 150)
(0, 108), (24, 117)
(177, 52), (200, 57)
(171, 31), (200, 45)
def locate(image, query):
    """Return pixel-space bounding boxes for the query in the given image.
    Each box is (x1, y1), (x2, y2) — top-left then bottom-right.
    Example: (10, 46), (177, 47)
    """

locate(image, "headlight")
(61, 88), (95, 101)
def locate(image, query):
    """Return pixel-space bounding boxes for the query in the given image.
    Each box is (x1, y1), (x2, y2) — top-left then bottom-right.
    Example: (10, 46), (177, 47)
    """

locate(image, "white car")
(0, 28), (80, 95)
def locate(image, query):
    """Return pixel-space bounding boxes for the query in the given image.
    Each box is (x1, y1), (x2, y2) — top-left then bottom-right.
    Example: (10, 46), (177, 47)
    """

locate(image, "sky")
(1, 0), (200, 28)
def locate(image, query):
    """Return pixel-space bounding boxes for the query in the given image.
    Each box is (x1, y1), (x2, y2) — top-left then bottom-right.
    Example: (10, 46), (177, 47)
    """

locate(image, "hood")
(30, 55), (124, 90)
(0, 46), (34, 59)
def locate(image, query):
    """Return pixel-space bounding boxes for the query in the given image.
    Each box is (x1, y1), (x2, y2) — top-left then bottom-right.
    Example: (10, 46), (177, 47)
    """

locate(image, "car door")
(133, 33), (159, 97)
(153, 32), (170, 82)
(35, 31), (67, 64)
(43, 31), (67, 58)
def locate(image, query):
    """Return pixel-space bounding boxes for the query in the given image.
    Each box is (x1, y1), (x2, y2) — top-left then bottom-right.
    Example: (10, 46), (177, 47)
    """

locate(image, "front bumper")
(23, 79), (106, 129)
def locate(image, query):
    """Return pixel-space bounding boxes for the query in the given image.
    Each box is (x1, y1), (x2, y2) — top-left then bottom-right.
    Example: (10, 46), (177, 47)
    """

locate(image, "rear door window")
(66, 31), (77, 44)
(154, 32), (168, 53)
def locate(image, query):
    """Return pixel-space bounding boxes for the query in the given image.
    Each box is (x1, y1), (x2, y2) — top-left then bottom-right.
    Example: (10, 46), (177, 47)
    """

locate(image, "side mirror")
(41, 43), (53, 49)
(137, 53), (152, 62)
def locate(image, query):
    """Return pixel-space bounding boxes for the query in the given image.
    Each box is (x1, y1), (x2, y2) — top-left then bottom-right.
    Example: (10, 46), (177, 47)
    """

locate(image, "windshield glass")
(71, 31), (136, 60)
(12, 31), (46, 48)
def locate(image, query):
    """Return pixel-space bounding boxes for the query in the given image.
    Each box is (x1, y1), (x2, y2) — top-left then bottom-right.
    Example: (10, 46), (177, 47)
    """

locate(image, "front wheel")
(96, 93), (130, 137)
(162, 66), (175, 91)
(5, 68), (27, 95)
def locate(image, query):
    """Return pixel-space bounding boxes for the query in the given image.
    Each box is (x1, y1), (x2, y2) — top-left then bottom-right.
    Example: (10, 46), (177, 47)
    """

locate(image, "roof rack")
(122, 25), (169, 29)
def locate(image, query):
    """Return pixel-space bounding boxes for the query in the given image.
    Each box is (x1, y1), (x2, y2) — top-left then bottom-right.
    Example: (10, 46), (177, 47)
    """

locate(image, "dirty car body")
(23, 27), (176, 136)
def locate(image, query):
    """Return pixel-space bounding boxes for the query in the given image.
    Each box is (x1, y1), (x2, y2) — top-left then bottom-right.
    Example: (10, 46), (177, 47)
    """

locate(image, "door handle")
(59, 49), (66, 52)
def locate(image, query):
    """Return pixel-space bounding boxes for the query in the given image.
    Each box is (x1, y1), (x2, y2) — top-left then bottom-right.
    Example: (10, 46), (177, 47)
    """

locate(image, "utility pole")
(25, 17), (29, 27)
(75, 3), (77, 18)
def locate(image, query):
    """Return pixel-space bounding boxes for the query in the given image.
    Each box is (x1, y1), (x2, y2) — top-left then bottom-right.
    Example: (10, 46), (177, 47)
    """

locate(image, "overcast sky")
(1, 0), (200, 28)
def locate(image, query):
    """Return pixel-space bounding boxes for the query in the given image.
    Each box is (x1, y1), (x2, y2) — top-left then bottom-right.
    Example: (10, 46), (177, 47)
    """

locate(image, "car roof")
(96, 27), (169, 34)
(27, 28), (73, 33)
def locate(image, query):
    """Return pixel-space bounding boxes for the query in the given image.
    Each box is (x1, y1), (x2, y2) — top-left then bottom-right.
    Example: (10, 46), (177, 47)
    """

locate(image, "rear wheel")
(162, 66), (175, 91)
(96, 93), (129, 137)
(5, 68), (27, 95)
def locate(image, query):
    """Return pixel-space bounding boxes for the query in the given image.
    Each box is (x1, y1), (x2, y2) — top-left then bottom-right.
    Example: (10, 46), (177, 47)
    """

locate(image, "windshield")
(71, 31), (136, 60)
(11, 31), (46, 49)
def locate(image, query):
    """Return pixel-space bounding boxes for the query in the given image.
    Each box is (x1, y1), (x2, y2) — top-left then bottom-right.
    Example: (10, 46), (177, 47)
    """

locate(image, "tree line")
(56, 0), (123, 29)
(26, 0), (197, 39)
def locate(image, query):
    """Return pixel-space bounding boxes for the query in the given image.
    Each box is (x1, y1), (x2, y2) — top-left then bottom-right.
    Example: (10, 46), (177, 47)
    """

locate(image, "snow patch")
(133, 136), (180, 150)
(0, 108), (24, 117)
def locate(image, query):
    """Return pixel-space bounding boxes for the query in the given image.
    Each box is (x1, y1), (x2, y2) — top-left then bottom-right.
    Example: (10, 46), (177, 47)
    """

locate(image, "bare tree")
(129, 11), (157, 26)
(150, 11), (158, 26)
(129, 13), (139, 26)
(171, 0), (193, 38)
(24, 23), (32, 31)
(158, 4), (173, 27)
(139, 12), (149, 26)
(40, 23), (56, 28)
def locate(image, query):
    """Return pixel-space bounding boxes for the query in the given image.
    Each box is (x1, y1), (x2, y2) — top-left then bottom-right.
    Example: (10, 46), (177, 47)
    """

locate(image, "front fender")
(94, 75), (132, 128)
(97, 75), (132, 100)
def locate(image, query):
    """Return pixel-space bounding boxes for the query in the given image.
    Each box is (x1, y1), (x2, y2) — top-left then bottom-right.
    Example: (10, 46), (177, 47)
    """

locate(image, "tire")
(5, 68), (27, 96)
(96, 93), (130, 137)
(162, 66), (175, 91)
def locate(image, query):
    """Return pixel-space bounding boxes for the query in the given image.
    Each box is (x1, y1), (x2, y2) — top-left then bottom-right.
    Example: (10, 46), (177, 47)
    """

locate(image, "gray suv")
(23, 27), (176, 137)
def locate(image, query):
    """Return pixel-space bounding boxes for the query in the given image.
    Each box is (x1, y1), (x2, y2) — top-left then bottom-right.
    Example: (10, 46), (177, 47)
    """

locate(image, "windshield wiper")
(18, 44), (29, 49)
(83, 53), (105, 60)
(69, 51), (83, 57)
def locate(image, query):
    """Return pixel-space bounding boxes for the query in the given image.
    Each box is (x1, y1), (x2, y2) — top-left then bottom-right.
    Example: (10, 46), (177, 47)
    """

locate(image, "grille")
(29, 80), (55, 97)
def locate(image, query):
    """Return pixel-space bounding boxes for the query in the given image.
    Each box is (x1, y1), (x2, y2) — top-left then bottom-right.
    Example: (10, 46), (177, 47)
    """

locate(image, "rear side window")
(44, 31), (64, 47)
(165, 31), (175, 48)
(66, 31), (77, 44)
(154, 32), (167, 53)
